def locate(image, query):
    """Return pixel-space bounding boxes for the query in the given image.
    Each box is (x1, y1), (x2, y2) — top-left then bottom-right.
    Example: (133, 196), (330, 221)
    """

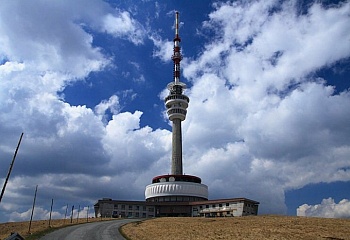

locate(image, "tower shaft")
(171, 118), (182, 175)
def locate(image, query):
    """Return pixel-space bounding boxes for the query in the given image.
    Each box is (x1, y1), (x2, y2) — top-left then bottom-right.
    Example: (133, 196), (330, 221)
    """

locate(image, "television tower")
(165, 11), (189, 175)
(145, 12), (208, 207)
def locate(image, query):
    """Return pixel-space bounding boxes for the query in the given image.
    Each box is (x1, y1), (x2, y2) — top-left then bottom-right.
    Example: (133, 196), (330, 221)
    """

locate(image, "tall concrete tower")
(145, 13), (208, 215)
(165, 11), (188, 175)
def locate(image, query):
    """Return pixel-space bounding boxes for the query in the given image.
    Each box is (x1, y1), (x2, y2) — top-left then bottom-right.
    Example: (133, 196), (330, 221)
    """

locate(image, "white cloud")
(0, 2), (158, 221)
(102, 11), (145, 45)
(297, 198), (350, 218)
(0, 61), (25, 75)
(0, 1), (110, 80)
(182, 0), (350, 213)
(9, 205), (94, 222)
(102, 110), (171, 173)
(9, 207), (60, 222)
(95, 95), (121, 116)
(150, 34), (173, 62)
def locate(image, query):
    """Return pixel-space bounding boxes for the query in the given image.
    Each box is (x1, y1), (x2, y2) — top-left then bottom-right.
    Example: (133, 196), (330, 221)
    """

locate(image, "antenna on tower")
(170, 11), (184, 88)
(175, 11), (180, 40)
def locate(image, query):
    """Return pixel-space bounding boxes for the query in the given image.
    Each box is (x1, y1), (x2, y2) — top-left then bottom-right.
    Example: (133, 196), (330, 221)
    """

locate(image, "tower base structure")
(144, 174), (208, 216)
(145, 175), (208, 202)
(94, 197), (259, 218)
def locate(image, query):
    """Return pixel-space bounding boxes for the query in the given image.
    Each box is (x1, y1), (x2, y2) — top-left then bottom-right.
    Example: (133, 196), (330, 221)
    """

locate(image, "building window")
(136, 206), (140, 210)
(114, 204), (118, 209)
(206, 205), (209, 208)
(129, 205), (133, 210)
(121, 205), (125, 210)
(219, 204), (222, 207)
(149, 207), (154, 212)
(212, 204), (216, 208)
(143, 206), (146, 211)
(226, 203), (229, 206)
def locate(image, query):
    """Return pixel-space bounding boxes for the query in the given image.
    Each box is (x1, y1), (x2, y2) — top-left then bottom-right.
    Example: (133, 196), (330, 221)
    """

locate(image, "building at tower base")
(94, 197), (259, 218)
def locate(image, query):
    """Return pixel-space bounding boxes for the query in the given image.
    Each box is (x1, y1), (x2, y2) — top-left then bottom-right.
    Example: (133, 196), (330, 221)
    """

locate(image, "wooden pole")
(64, 204), (68, 224)
(28, 185), (38, 234)
(0, 133), (24, 203)
(70, 205), (74, 223)
(49, 198), (54, 227)
(77, 205), (80, 223)
(87, 206), (89, 223)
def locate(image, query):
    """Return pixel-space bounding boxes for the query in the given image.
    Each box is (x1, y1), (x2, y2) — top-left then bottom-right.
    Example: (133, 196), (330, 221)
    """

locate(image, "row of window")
(113, 211), (154, 218)
(203, 203), (232, 208)
(245, 203), (256, 208)
(165, 94), (189, 102)
(113, 204), (154, 212)
(148, 196), (205, 202)
(167, 108), (187, 115)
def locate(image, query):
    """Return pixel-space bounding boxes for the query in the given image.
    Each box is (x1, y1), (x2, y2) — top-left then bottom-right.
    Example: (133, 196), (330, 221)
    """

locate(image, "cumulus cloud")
(150, 34), (173, 62)
(9, 205), (93, 222)
(182, 0), (350, 213)
(0, 0), (161, 222)
(297, 198), (350, 218)
(102, 11), (145, 45)
(95, 95), (121, 116)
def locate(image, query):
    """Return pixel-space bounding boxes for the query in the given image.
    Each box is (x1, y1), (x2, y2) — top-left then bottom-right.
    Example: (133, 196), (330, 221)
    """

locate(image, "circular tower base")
(145, 175), (208, 202)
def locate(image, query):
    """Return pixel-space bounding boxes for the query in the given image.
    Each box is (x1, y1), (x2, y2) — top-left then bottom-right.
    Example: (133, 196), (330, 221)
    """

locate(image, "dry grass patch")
(0, 218), (113, 240)
(121, 215), (350, 240)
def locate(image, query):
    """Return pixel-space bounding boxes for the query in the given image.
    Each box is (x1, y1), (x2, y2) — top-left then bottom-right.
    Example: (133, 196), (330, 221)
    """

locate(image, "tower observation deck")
(145, 12), (208, 205)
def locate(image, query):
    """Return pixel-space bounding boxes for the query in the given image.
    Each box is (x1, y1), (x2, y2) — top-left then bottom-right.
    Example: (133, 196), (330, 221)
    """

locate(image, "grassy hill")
(121, 215), (350, 240)
(1, 215), (349, 240)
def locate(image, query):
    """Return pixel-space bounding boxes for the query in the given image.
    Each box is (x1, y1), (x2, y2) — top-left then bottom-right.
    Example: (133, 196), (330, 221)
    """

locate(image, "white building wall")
(192, 201), (257, 217)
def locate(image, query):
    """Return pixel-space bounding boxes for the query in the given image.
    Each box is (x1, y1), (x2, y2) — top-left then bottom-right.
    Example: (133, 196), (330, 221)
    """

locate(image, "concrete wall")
(192, 201), (258, 217)
(95, 201), (155, 218)
(95, 198), (259, 218)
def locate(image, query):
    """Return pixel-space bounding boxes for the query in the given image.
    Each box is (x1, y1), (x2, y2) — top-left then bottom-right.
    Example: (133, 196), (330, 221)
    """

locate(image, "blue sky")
(0, 0), (350, 222)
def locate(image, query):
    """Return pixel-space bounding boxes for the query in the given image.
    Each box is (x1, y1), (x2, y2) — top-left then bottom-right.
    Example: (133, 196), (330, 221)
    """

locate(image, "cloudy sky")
(0, 0), (350, 222)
